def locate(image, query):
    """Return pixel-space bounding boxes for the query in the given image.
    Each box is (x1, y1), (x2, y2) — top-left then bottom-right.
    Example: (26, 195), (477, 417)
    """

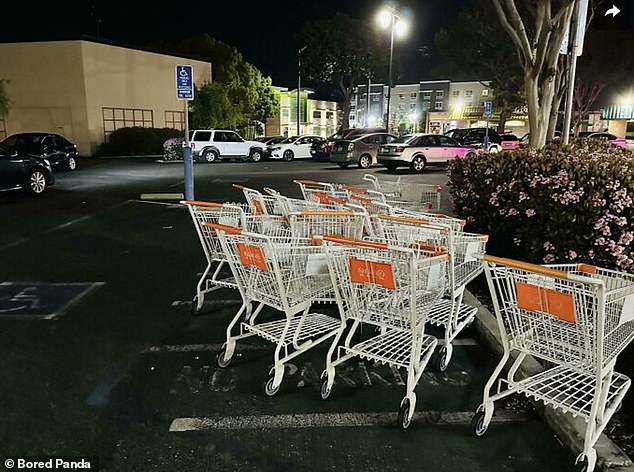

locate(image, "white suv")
(189, 129), (266, 163)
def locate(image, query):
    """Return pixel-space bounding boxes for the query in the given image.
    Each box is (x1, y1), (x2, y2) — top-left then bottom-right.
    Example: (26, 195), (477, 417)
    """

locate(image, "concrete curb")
(463, 289), (634, 471)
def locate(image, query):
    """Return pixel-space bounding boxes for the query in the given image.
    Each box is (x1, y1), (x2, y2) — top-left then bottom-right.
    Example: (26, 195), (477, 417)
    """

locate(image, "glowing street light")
(376, 5), (408, 132)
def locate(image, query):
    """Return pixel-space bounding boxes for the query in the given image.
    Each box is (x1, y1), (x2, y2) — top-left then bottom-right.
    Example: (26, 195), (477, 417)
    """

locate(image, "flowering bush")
(447, 139), (634, 271)
(163, 137), (184, 161)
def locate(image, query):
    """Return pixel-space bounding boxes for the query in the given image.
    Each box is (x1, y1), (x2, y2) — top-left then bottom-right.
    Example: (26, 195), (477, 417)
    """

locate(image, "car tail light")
(348, 143), (354, 152)
(326, 142), (335, 152)
(191, 143), (195, 149)
(395, 146), (405, 153)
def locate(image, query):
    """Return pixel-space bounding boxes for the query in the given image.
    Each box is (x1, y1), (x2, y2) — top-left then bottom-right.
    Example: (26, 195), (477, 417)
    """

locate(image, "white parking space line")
(147, 343), (268, 353)
(171, 299), (240, 307)
(169, 410), (526, 432)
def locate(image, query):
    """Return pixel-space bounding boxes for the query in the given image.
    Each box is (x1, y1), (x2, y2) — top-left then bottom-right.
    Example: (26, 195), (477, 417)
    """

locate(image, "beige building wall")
(0, 41), (87, 148)
(0, 40), (211, 155)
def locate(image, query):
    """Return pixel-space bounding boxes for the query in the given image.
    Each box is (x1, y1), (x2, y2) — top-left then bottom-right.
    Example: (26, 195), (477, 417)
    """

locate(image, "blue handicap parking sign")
(176, 65), (194, 100)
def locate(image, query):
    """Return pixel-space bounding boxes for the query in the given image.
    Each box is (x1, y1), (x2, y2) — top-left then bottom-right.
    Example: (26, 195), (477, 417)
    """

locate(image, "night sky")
(0, 0), (472, 90)
(0, 0), (631, 97)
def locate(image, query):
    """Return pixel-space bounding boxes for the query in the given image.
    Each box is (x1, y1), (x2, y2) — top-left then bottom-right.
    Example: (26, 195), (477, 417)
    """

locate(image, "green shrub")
(447, 139), (634, 271)
(96, 127), (182, 156)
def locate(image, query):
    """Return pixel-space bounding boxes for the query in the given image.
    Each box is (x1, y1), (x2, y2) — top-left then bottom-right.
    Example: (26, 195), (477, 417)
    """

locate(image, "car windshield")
(280, 136), (298, 144)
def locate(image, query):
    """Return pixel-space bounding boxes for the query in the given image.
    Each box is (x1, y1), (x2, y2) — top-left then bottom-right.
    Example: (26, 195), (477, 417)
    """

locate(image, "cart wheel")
(216, 347), (232, 369)
(438, 345), (451, 372)
(397, 398), (412, 430)
(319, 377), (332, 400)
(262, 375), (280, 397)
(191, 295), (203, 315)
(471, 405), (489, 437)
(574, 450), (596, 472)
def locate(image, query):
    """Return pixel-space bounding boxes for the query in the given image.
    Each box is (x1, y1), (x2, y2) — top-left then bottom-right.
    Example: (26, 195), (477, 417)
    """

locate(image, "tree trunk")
(338, 79), (353, 130)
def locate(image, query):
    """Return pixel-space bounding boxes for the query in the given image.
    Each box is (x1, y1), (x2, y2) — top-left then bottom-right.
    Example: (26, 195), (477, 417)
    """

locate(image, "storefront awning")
(601, 105), (634, 120)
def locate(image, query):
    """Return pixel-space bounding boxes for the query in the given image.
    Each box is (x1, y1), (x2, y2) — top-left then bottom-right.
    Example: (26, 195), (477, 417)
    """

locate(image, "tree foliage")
(434, 0), (524, 132)
(300, 13), (387, 129)
(150, 34), (278, 135)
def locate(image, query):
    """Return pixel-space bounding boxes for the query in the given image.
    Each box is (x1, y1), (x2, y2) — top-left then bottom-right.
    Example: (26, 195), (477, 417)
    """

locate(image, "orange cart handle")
(204, 222), (243, 235)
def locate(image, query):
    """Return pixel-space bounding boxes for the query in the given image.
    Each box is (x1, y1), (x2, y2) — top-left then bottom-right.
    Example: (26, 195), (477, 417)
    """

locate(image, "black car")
(444, 127), (502, 153)
(0, 132), (78, 171)
(0, 143), (55, 195)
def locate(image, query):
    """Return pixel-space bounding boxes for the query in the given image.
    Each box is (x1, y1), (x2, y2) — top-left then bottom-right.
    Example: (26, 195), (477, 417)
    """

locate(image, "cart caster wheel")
(471, 405), (489, 437)
(191, 295), (203, 315)
(263, 375), (280, 397)
(216, 347), (232, 369)
(437, 345), (452, 372)
(397, 398), (412, 430)
(319, 377), (332, 400)
(574, 450), (597, 472)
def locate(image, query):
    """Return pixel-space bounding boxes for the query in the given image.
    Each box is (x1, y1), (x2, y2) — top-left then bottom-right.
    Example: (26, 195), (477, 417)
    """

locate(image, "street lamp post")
(298, 46), (308, 136)
(377, 6), (407, 133)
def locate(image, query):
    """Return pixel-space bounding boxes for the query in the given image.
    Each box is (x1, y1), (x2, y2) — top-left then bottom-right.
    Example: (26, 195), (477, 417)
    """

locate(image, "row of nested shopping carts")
(181, 174), (634, 472)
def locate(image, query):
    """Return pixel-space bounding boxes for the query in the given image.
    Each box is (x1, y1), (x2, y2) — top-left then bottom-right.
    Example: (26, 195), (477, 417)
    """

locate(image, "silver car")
(330, 132), (397, 169)
(377, 133), (478, 172)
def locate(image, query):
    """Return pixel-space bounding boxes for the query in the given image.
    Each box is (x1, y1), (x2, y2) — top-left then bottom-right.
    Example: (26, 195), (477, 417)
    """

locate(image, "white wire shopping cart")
(373, 214), (487, 370)
(181, 200), (247, 315)
(233, 183), (279, 215)
(211, 223), (340, 396)
(319, 235), (448, 429)
(363, 174), (442, 211)
(293, 179), (349, 202)
(262, 187), (326, 217)
(287, 210), (371, 241)
(473, 256), (634, 472)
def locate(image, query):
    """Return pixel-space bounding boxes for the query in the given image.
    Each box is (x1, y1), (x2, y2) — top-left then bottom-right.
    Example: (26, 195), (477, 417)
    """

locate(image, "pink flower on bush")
(543, 254), (556, 263)
(544, 241), (555, 251)
(525, 209), (536, 217)
(568, 250), (577, 260)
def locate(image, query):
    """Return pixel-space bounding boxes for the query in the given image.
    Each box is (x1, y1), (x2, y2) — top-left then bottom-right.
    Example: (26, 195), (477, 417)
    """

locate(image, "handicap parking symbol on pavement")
(0, 282), (104, 319)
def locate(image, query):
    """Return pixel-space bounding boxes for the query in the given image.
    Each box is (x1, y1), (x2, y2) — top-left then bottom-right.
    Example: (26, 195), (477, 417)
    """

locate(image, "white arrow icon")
(605, 5), (620, 17)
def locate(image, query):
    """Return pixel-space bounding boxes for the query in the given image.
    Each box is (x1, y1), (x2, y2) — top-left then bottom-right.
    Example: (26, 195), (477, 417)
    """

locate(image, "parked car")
(330, 132), (397, 169)
(377, 133), (478, 172)
(268, 135), (323, 161)
(189, 129), (266, 163)
(257, 135), (285, 146)
(310, 127), (387, 161)
(500, 133), (520, 151)
(0, 143), (55, 195)
(519, 130), (562, 148)
(579, 132), (629, 149)
(0, 132), (78, 171)
(444, 127), (502, 153)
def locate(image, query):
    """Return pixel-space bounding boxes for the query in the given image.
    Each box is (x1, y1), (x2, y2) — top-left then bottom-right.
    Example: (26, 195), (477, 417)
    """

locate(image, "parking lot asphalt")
(0, 157), (622, 471)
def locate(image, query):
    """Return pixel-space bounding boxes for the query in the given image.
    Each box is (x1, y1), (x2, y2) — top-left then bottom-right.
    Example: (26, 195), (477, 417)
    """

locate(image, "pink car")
(585, 132), (628, 149)
(500, 134), (520, 150)
(377, 133), (478, 172)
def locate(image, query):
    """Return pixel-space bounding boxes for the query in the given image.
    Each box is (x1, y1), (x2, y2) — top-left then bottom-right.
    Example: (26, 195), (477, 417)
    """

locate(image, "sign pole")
(176, 65), (194, 200)
(183, 99), (193, 200)
(484, 101), (492, 149)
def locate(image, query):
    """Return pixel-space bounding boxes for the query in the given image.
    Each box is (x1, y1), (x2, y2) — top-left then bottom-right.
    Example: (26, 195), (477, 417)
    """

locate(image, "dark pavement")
(0, 157), (583, 471)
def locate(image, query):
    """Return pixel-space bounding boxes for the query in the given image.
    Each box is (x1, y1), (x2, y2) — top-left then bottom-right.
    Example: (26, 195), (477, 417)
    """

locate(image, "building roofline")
(0, 36), (209, 64)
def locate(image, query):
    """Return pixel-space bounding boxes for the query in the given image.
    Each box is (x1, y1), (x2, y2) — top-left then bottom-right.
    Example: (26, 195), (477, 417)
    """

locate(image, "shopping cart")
(319, 235), (448, 429)
(181, 200), (247, 315)
(262, 187), (325, 217)
(363, 174), (442, 211)
(233, 184), (279, 215)
(211, 223), (340, 396)
(287, 210), (370, 240)
(473, 256), (634, 472)
(373, 214), (488, 370)
(293, 179), (349, 202)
